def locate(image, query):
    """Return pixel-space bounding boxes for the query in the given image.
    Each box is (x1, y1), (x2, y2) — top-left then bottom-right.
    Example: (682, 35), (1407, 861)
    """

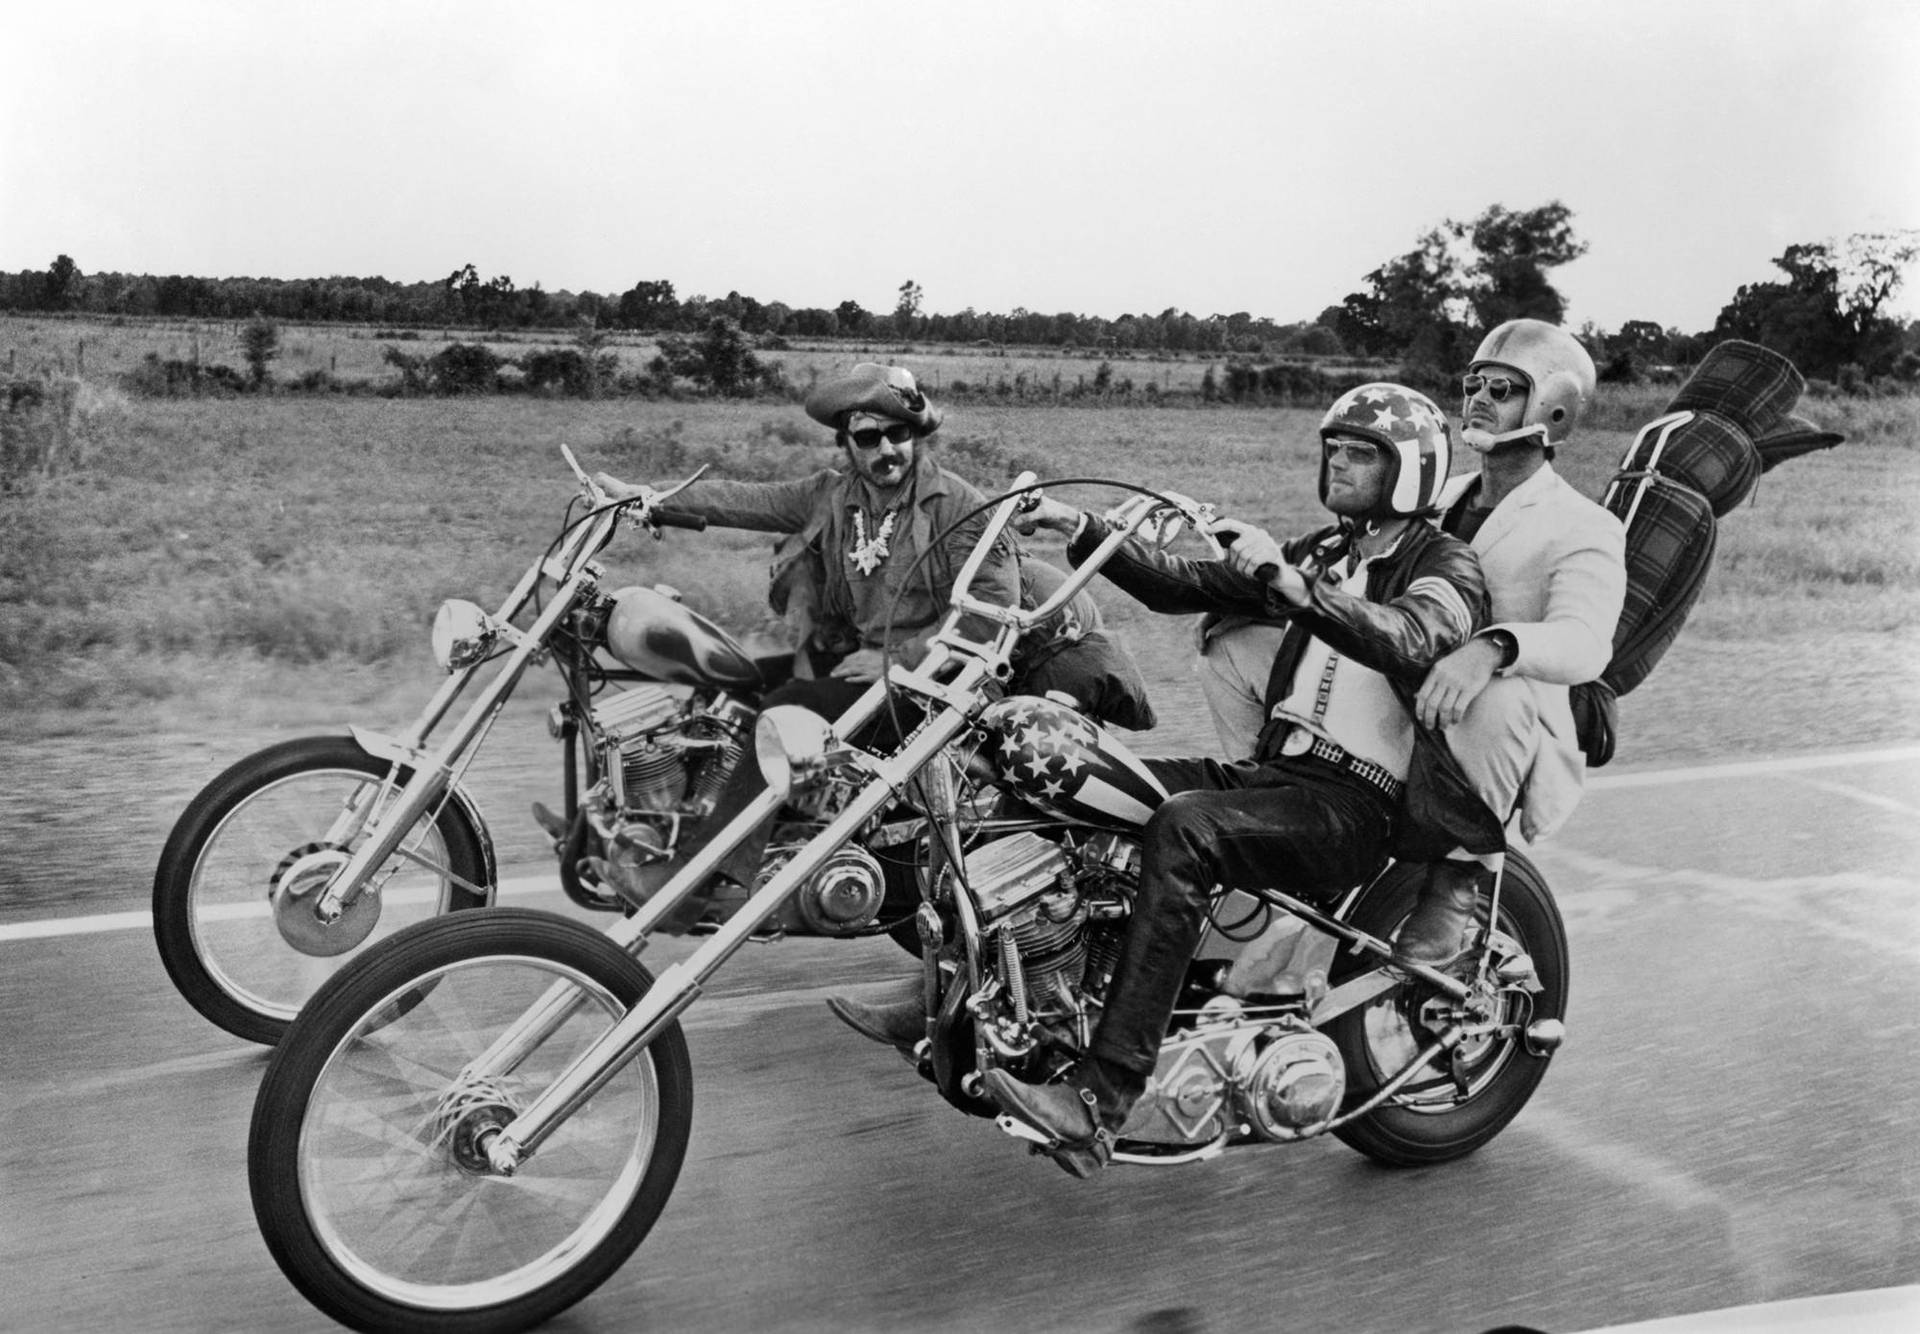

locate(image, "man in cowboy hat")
(594, 362), (1150, 905)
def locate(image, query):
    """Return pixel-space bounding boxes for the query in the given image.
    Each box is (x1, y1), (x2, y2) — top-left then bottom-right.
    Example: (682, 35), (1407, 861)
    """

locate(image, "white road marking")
(1585, 743), (1920, 791)
(5, 744), (1917, 947)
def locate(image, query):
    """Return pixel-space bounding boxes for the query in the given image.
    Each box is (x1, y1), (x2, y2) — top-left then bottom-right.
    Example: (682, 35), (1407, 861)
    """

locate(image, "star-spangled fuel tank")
(603, 586), (767, 690)
(977, 695), (1168, 829)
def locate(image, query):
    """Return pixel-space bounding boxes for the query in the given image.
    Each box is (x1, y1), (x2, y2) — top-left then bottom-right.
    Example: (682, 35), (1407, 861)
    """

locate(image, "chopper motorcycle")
(245, 467), (1569, 1333)
(152, 450), (922, 1046)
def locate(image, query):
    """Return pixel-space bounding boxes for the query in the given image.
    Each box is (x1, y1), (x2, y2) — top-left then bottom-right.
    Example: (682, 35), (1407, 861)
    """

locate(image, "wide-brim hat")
(804, 363), (943, 434)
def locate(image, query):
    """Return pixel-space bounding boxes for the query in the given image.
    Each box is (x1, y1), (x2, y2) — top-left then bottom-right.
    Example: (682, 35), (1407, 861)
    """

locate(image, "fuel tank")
(977, 695), (1168, 829)
(603, 586), (766, 690)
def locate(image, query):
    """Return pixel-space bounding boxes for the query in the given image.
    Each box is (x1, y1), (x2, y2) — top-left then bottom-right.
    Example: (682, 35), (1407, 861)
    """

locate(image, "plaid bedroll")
(1577, 340), (1834, 765)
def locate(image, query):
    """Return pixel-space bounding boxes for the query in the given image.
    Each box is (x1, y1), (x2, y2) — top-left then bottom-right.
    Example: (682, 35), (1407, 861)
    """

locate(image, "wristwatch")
(1482, 628), (1519, 670)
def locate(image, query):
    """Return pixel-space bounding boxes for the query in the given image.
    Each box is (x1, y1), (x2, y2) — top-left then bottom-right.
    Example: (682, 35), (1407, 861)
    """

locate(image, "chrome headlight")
(431, 599), (495, 671)
(754, 705), (838, 794)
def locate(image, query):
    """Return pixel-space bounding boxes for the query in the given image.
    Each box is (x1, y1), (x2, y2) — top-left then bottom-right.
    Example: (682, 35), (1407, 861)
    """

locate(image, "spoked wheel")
(153, 735), (492, 1045)
(249, 908), (693, 1334)
(1326, 853), (1568, 1166)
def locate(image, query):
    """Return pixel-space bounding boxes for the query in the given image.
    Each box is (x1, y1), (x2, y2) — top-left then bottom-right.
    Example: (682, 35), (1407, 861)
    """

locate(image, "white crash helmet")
(1468, 319), (1596, 448)
(1317, 382), (1453, 518)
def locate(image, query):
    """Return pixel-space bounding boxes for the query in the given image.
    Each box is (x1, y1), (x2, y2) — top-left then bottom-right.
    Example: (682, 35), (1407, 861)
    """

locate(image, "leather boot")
(1393, 859), (1487, 968)
(825, 977), (926, 1049)
(982, 1058), (1144, 1179)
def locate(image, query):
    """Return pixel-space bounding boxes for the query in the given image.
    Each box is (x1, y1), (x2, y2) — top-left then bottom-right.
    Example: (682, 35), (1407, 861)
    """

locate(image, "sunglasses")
(1461, 373), (1524, 402)
(849, 423), (916, 449)
(1323, 437), (1384, 464)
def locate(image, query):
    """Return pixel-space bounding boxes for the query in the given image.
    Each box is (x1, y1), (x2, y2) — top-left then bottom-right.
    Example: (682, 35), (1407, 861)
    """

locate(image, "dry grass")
(2, 342), (1916, 737)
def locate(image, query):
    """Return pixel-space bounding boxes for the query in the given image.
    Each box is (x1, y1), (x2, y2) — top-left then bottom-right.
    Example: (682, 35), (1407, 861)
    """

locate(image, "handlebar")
(650, 508), (707, 532)
(947, 475), (1219, 635)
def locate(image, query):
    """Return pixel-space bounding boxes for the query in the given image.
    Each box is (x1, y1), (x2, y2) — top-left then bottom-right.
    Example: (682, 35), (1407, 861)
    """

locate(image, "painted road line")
(6, 743), (1918, 947)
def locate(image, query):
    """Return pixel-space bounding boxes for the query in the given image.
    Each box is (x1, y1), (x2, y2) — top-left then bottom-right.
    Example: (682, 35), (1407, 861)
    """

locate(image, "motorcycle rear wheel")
(249, 908), (693, 1334)
(1326, 852), (1568, 1167)
(153, 735), (491, 1045)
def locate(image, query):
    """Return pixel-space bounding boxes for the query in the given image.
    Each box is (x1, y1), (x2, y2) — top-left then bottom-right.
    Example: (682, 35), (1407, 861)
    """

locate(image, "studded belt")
(1277, 727), (1405, 801)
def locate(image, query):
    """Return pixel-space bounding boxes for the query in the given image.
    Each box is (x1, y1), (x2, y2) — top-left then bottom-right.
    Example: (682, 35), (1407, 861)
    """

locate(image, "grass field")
(2, 352), (1917, 915)
(3, 380), (1917, 726)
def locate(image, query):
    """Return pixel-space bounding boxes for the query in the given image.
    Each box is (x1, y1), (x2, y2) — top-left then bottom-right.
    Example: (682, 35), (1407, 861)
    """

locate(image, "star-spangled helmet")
(1317, 382), (1453, 518)
(1469, 319), (1596, 447)
(976, 695), (1167, 830)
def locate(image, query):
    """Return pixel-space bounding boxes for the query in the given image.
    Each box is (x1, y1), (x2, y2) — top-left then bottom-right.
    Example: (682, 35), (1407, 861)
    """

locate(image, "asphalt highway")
(3, 745), (1918, 1334)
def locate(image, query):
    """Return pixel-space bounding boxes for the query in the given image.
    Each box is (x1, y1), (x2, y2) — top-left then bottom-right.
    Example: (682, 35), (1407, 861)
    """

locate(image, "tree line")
(7, 206), (1917, 382)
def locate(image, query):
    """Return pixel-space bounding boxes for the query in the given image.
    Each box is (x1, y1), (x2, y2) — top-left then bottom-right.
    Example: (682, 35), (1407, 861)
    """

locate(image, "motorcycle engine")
(965, 830), (1135, 1036)
(1115, 1007), (1347, 1147)
(588, 685), (755, 815)
(961, 830), (1348, 1149)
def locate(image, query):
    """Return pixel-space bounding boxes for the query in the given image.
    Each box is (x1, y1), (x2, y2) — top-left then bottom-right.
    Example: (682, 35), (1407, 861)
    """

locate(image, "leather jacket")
(1066, 515), (1488, 764)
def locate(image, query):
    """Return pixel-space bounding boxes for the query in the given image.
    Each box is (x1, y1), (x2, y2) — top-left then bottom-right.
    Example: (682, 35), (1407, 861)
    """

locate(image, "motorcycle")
(245, 469), (1570, 1333)
(153, 449), (923, 1046)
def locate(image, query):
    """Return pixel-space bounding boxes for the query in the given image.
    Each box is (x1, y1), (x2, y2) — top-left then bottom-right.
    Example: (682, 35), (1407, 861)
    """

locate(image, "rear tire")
(249, 908), (693, 1334)
(153, 735), (491, 1045)
(1326, 853), (1568, 1167)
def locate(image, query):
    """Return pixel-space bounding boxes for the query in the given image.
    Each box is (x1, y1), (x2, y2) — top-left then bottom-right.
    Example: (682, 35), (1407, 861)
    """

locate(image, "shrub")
(121, 354), (247, 397)
(1, 375), (127, 492)
(242, 318), (279, 388)
(427, 342), (503, 395)
(382, 345), (429, 394)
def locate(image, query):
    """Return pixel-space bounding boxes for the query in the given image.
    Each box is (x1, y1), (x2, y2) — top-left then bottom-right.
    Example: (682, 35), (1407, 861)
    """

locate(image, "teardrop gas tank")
(603, 586), (766, 690)
(978, 695), (1168, 829)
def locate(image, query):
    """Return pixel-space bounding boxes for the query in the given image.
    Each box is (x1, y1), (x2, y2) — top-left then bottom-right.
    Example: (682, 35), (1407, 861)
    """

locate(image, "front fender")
(347, 726), (499, 900)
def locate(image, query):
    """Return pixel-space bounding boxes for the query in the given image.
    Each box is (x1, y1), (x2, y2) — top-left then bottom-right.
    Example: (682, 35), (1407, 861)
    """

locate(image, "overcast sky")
(4, 0), (1916, 334)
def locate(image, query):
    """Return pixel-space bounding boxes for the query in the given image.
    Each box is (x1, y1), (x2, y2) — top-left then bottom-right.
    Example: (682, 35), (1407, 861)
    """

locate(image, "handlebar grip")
(1254, 563), (1280, 584)
(650, 508), (707, 531)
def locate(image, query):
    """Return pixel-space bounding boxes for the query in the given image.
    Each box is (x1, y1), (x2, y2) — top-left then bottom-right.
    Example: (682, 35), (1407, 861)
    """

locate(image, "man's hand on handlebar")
(591, 472), (646, 504)
(1012, 495), (1084, 536)
(1206, 518), (1309, 606)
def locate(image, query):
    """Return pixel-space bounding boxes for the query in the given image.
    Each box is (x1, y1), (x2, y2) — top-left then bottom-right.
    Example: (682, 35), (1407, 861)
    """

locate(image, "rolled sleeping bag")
(1600, 470), (1717, 698)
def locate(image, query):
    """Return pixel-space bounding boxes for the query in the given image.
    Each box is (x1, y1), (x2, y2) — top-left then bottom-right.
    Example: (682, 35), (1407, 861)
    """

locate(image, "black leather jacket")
(1066, 515), (1489, 766)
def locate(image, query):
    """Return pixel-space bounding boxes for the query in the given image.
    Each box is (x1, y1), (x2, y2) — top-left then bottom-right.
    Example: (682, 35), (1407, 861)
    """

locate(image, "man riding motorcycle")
(833, 382), (1491, 1176)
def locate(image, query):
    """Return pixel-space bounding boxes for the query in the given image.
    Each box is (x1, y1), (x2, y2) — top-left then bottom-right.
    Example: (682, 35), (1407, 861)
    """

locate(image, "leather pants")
(1090, 754), (1394, 1078)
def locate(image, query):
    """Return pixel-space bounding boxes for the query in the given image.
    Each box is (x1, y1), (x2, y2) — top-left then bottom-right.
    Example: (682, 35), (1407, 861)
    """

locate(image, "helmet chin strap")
(1460, 422), (1549, 455)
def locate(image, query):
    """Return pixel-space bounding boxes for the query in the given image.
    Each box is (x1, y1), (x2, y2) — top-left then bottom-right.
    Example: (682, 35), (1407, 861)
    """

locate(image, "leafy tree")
(43, 254), (81, 310)
(834, 299), (871, 337)
(617, 279), (678, 330)
(1613, 319), (1670, 360)
(1334, 202), (1587, 369)
(1711, 231), (1918, 378)
(1458, 202), (1587, 328)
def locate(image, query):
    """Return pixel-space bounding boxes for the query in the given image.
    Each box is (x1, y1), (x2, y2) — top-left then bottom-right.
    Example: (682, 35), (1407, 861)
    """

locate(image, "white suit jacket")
(1438, 464), (1627, 840)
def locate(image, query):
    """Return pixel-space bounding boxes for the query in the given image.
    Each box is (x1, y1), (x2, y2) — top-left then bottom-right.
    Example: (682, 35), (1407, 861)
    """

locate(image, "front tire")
(1326, 853), (1568, 1167)
(249, 908), (694, 1334)
(153, 735), (491, 1045)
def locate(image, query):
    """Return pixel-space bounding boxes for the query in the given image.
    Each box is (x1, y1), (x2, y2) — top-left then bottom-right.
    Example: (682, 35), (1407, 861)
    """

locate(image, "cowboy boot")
(825, 977), (926, 1049)
(982, 1058), (1144, 1179)
(1393, 859), (1488, 968)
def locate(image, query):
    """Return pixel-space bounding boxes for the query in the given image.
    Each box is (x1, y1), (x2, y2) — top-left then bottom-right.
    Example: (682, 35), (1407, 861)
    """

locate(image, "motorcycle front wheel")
(249, 908), (693, 1334)
(1326, 852), (1568, 1167)
(153, 734), (492, 1045)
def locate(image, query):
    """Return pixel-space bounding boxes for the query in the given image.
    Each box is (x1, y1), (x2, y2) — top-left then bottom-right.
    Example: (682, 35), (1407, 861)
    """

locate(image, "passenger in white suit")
(1397, 319), (1627, 964)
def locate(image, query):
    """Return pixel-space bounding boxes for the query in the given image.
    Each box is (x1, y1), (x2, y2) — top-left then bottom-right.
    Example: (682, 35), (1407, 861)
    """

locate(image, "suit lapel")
(1473, 465), (1557, 555)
